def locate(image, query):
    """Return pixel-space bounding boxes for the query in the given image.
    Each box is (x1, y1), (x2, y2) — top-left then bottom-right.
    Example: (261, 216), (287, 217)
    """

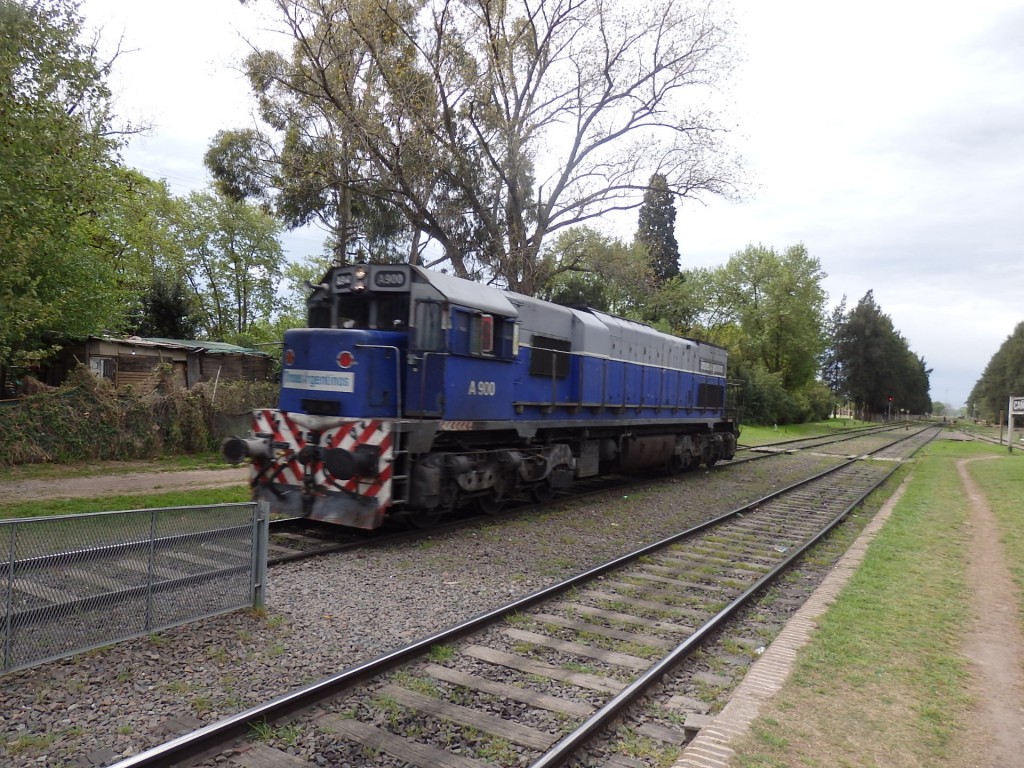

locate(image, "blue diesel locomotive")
(224, 263), (739, 528)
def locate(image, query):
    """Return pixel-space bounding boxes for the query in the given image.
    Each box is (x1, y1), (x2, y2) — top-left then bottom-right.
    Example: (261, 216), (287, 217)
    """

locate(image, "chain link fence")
(0, 502), (268, 675)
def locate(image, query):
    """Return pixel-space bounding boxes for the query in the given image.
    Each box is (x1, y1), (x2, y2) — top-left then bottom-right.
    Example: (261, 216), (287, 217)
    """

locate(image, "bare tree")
(229, 0), (742, 292)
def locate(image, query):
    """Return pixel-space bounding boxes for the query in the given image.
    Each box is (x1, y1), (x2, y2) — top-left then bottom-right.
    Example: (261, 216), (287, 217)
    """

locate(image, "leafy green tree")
(900, 349), (932, 415)
(642, 269), (724, 340)
(227, 0), (742, 292)
(640, 243), (830, 425)
(834, 291), (931, 417)
(538, 227), (651, 314)
(967, 322), (1024, 422)
(279, 255), (336, 324)
(95, 171), (184, 276)
(130, 272), (201, 339)
(0, 0), (130, 380)
(175, 191), (285, 341)
(714, 244), (827, 391)
(636, 174), (681, 283)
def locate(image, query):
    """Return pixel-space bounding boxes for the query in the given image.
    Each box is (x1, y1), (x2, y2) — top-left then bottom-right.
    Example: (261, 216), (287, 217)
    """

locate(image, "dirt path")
(677, 453), (1024, 768)
(0, 466), (249, 503)
(957, 458), (1024, 767)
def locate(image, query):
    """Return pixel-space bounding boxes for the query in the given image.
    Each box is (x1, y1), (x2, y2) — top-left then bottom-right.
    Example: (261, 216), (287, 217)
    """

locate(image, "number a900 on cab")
(223, 263), (739, 529)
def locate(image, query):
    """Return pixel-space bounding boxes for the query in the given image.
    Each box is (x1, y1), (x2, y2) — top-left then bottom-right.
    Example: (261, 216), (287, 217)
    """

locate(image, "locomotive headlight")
(325, 444), (380, 479)
(352, 265), (368, 292)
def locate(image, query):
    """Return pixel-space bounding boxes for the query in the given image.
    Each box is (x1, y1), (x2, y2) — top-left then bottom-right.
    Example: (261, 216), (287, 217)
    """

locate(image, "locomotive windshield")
(307, 292), (410, 330)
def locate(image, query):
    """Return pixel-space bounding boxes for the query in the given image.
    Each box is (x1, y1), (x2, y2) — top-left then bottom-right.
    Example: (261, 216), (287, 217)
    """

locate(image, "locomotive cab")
(225, 263), (523, 528)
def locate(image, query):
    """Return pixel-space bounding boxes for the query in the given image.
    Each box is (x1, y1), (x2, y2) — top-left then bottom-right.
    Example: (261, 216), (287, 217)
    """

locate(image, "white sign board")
(1010, 396), (1024, 453)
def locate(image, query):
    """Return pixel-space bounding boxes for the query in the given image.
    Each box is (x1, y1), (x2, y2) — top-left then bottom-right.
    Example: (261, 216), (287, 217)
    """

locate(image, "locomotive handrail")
(354, 344), (402, 417)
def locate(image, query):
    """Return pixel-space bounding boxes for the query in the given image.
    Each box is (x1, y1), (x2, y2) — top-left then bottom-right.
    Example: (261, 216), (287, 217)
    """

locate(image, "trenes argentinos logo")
(282, 369), (354, 393)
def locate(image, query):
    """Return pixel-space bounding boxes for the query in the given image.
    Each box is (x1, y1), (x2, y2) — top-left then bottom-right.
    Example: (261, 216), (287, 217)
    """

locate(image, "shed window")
(89, 356), (115, 381)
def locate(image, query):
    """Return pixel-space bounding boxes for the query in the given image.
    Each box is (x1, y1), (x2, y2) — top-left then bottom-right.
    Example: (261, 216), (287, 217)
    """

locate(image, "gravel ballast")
(0, 454), (845, 767)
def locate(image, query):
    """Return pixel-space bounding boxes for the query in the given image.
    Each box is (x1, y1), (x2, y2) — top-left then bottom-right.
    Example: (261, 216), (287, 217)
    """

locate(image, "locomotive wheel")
(407, 508), (444, 529)
(476, 493), (504, 515)
(530, 481), (555, 504)
(666, 453), (686, 476)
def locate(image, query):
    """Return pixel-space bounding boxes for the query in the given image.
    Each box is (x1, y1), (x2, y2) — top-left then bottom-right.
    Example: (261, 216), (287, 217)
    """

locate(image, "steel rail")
(264, 425), (926, 565)
(528, 425), (940, 767)
(736, 422), (905, 453)
(107, 425), (939, 768)
(106, 449), (887, 768)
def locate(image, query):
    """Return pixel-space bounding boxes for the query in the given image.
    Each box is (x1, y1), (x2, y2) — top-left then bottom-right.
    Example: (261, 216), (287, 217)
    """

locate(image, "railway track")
(732, 421), (907, 461)
(106, 425), (939, 768)
(261, 424), (916, 564)
(0, 426), (925, 644)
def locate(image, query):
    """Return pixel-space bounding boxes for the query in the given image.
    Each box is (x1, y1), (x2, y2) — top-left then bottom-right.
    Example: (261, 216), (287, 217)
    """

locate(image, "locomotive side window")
(472, 314), (495, 355)
(505, 322), (519, 358)
(446, 309), (514, 358)
(414, 301), (444, 350)
(530, 335), (570, 378)
(307, 288), (333, 328)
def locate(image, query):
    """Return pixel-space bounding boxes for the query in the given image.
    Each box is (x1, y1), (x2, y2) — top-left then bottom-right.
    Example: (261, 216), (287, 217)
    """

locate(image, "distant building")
(47, 336), (275, 389)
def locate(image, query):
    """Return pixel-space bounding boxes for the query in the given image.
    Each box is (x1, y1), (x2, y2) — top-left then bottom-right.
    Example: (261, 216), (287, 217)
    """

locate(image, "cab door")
(405, 300), (446, 417)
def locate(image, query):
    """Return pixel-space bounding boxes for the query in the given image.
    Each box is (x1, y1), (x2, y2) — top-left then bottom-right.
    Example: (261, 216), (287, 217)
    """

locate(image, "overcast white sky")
(82, 0), (1024, 410)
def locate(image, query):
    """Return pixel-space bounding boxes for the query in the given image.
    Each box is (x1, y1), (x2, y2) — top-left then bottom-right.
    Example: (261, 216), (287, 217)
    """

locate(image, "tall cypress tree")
(636, 174), (681, 283)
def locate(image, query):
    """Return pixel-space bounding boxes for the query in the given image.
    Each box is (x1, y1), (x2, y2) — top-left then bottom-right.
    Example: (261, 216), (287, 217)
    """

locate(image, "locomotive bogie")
(226, 263), (740, 528)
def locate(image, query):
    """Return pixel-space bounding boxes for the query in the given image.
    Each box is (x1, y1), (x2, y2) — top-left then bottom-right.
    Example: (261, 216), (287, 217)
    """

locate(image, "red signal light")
(337, 350), (354, 369)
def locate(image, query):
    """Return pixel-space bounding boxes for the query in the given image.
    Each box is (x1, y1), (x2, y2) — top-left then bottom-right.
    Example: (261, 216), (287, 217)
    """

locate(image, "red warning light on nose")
(284, 349), (295, 365)
(337, 351), (354, 368)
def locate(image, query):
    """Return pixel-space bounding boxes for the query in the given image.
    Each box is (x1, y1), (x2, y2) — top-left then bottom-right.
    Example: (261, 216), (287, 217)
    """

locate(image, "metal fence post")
(3, 522), (16, 672)
(146, 509), (157, 631)
(253, 501), (269, 609)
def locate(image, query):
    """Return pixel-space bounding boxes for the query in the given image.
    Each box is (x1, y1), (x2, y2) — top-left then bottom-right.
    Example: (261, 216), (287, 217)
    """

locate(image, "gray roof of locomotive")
(407, 267), (726, 374)
(410, 266), (518, 317)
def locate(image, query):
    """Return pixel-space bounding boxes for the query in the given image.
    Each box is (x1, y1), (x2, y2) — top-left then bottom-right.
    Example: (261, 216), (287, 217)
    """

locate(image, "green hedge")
(0, 366), (277, 466)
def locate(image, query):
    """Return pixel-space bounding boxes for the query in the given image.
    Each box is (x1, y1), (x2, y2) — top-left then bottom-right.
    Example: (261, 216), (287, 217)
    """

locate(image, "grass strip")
(0, 486), (251, 519)
(0, 452), (230, 483)
(739, 418), (874, 446)
(732, 439), (1001, 768)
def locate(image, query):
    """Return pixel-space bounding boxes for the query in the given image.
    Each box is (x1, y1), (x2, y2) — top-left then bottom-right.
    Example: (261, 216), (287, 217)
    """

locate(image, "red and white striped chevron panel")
(251, 409), (393, 511)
